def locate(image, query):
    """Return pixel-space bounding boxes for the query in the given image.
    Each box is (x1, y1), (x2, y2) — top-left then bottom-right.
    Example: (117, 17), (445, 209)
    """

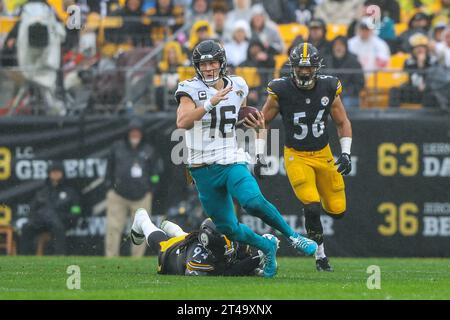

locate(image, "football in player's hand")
(237, 106), (260, 126)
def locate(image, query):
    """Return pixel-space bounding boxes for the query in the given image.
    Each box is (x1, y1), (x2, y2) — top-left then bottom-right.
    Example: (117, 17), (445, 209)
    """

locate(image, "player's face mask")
(198, 60), (222, 86)
(293, 66), (317, 90)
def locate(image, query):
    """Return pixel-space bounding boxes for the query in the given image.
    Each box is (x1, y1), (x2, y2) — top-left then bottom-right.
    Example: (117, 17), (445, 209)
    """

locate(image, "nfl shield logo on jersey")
(321, 96), (329, 106)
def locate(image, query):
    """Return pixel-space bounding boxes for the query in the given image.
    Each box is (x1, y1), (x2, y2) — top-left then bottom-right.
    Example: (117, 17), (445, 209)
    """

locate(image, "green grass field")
(0, 256), (448, 300)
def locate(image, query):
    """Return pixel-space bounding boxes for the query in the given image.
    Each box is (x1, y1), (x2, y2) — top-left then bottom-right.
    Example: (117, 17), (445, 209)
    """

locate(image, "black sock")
(304, 203), (324, 245)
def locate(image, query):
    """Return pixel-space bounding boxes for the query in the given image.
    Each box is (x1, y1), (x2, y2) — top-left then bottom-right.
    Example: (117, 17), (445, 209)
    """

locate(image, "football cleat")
(262, 235), (279, 278)
(130, 208), (149, 245)
(316, 257), (334, 272)
(290, 234), (318, 256)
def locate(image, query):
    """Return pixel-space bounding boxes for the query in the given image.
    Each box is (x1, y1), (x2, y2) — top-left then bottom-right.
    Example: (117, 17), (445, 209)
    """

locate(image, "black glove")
(254, 154), (268, 179)
(335, 153), (352, 175)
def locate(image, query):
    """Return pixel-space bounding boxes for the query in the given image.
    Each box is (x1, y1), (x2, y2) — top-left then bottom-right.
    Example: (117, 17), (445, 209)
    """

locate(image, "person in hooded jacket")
(104, 117), (160, 257)
(323, 36), (365, 109)
(20, 160), (81, 255)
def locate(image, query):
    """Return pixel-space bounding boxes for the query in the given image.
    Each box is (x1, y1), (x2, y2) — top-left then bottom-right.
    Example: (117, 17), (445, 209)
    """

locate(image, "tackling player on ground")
(246, 42), (352, 272)
(131, 209), (271, 276)
(168, 40), (317, 278)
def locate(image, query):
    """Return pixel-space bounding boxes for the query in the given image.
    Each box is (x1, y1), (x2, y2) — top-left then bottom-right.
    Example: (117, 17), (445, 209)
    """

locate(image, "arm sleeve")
(267, 79), (282, 100)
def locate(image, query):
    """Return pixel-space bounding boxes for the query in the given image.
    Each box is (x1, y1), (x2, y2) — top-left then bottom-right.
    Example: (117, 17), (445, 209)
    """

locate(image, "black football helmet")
(198, 218), (236, 262)
(289, 42), (323, 90)
(192, 40), (227, 86)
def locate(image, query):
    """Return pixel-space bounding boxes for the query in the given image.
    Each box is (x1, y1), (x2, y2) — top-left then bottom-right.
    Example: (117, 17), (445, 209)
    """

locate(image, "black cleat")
(316, 257), (334, 272)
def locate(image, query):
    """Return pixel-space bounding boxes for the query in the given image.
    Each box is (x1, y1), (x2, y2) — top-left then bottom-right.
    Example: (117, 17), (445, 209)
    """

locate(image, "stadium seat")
(394, 23), (408, 36)
(278, 24), (309, 50)
(0, 226), (16, 256)
(275, 54), (288, 71)
(389, 52), (410, 69)
(326, 24), (348, 41)
(0, 17), (18, 35)
(234, 67), (262, 88)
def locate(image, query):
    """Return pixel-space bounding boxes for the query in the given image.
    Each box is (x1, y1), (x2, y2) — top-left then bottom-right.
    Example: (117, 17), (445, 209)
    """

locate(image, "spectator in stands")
(224, 20), (250, 67)
(106, 0), (150, 47)
(348, 17), (390, 72)
(186, 0), (212, 24)
(253, 0), (296, 24)
(389, 33), (437, 107)
(105, 117), (159, 257)
(307, 18), (332, 58)
(21, 161), (81, 255)
(323, 36), (365, 109)
(368, 0), (400, 23)
(249, 4), (284, 55)
(226, 0), (252, 26)
(187, 19), (216, 53)
(430, 23), (447, 43)
(314, 0), (363, 25)
(290, 0), (316, 26)
(398, 12), (431, 53)
(211, 1), (229, 43)
(240, 39), (275, 105)
(430, 26), (450, 67)
(155, 41), (188, 109)
(147, 0), (185, 46)
(0, 0), (6, 15)
(346, 1), (396, 54)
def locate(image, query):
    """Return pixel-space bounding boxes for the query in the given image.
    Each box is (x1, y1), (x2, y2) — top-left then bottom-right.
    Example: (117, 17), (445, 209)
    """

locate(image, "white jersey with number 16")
(175, 75), (250, 165)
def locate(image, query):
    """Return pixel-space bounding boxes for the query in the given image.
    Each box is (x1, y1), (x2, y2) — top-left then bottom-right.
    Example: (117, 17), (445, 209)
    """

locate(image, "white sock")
(161, 220), (187, 237)
(315, 243), (326, 260)
(134, 209), (162, 244)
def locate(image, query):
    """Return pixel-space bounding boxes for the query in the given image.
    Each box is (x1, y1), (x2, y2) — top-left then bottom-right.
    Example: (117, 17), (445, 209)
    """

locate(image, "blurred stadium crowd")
(0, 0), (449, 115)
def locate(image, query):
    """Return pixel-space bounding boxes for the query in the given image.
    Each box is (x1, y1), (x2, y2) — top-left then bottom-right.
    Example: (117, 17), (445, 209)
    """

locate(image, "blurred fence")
(1, 64), (449, 116)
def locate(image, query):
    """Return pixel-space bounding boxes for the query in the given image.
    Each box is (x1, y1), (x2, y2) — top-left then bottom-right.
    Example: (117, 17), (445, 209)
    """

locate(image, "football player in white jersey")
(170, 40), (317, 278)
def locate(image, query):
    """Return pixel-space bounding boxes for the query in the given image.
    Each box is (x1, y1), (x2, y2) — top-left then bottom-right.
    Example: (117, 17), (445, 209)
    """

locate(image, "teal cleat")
(290, 234), (318, 256)
(262, 234), (280, 278)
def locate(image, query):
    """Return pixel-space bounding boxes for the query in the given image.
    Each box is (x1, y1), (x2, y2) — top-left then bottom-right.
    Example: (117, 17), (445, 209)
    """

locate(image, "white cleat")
(130, 208), (150, 245)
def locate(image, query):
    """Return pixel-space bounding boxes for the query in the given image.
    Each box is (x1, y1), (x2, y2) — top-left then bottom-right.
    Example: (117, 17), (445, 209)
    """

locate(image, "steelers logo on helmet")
(200, 232), (209, 246)
(289, 42), (323, 90)
(192, 40), (227, 86)
(198, 218), (236, 263)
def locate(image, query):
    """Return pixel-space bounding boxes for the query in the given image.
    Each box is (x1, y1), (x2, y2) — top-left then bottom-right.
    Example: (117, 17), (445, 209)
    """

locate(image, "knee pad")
(324, 210), (347, 220)
(324, 200), (346, 219)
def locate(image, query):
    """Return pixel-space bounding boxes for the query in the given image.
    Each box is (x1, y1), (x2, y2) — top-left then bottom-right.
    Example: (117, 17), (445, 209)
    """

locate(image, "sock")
(243, 194), (296, 240)
(147, 230), (169, 251)
(315, 243), (326, 260)
(160, 221), (187, 237)
(304, 203), (324, 245)
(141, 218), (161, 245)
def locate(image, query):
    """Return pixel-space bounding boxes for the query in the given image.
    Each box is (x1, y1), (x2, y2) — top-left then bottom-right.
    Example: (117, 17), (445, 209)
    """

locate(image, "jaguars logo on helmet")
(289, 42), (323, 90)
(192, 40), (227, 86)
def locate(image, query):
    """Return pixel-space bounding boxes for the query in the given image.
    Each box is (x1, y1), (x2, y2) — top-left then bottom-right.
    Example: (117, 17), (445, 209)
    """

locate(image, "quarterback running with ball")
(165, 40), (317, 278)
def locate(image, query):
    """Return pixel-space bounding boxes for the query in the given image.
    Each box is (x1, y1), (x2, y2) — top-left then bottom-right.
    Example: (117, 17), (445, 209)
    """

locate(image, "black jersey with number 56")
(267, 75), (342, 151)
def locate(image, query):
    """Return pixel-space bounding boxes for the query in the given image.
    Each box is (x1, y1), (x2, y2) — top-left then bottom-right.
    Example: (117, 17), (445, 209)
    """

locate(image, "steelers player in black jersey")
(129, 208), (271, 276)
(244, 43), (352, 272)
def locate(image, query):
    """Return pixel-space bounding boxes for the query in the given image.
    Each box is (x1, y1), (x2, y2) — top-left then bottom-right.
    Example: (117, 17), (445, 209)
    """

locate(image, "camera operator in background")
(5, 0), (66, 115)
(21, 161), (82, 255)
